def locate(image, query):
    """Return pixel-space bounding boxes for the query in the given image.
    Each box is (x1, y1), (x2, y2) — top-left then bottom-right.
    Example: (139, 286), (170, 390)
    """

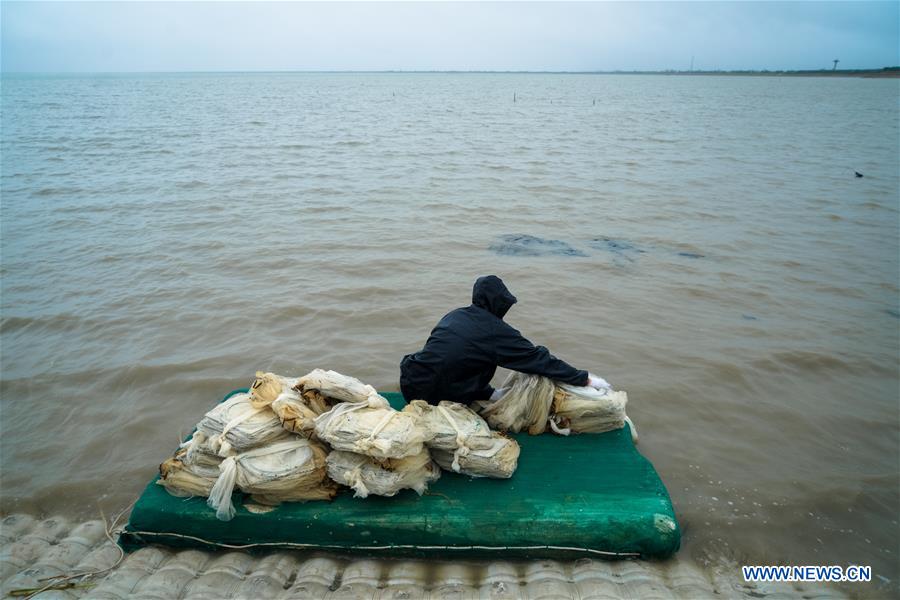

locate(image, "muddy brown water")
(1, 73), (897, 592)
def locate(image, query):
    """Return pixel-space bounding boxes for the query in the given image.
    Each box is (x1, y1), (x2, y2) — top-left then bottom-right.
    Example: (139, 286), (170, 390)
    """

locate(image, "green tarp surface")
(120, 389), (680, 559)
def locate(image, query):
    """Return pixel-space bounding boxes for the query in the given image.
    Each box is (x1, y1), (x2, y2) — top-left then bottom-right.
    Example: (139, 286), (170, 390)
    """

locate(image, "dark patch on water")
(885, 309), (900, 319)
(678, 252), (705, 259)
(591, 237), (644, 254)
(742, 314), (758, 321)
(489, 234), (587, 257)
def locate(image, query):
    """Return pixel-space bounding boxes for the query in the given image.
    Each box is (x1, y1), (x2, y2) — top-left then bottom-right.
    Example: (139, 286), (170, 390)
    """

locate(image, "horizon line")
(3, 67), (899, 76)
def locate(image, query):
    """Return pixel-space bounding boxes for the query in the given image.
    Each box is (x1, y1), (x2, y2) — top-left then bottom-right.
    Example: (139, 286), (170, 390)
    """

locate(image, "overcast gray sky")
(2, 1), (897, 72)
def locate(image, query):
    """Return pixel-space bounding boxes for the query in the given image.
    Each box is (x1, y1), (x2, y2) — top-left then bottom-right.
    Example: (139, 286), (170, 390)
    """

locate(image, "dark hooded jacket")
(399, 275), (588, 405)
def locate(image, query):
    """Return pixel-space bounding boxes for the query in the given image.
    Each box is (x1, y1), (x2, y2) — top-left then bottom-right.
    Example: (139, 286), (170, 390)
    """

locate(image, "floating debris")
(677, 252), (705, 259)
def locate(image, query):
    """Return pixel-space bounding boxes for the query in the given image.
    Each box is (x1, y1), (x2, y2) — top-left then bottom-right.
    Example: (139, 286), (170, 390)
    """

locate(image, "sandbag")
(157, 448), (221, 498)
(179, 441), (225, 468)
(271, 389), (324, 437)
(207, 438), (334, 521)
(193, 392), (290, 456)
(314, 396), (426, 460)
(238, 438), (336, 506)
(326, 449), (440, 498)
(430, 433), (520, 479)
(249, 371), (298, 409)
(299, 388), (337, 414)
(403, 400), (496, 473)
(553, 384), (638, 442)
(295, 368), (383, 404)
(478, 371), (555, 435)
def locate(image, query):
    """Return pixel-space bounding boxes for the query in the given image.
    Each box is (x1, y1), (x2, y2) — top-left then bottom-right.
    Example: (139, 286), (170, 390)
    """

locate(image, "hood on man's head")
(472, 275), (517, 319)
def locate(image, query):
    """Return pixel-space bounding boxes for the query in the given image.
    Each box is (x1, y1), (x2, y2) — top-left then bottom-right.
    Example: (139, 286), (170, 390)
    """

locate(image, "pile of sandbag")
(476, 371), (637, 442)
(404, 400), (519, 478)
(158, 372), (338, 520)
(159, 369), (440, 516)
(158, 366), (630, 519)
(302, 369), (439, 498)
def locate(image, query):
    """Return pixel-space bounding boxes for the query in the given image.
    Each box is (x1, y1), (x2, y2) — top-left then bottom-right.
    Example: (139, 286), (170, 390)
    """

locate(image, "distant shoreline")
(598, 68), (900, 78)
(376, 68), (900, 78)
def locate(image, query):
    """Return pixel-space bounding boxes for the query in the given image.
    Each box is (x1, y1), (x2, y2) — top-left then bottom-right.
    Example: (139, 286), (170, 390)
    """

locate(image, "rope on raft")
(118, 528), (642, 558)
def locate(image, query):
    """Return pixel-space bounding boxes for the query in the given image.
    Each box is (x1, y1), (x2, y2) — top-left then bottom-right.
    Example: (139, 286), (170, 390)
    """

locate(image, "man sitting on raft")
(400, 275), (609, 405)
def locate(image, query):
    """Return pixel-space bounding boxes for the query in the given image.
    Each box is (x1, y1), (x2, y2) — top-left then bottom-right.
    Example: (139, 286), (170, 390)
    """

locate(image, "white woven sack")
(552, 384), (638, 442)
(207, 438), (333, 521)
(296, 369), (382, 404)
(192, 392), (290, 457)
(403, 400), (496, 473)
(314, 396), (426, 460)
(430, 433), (520, 479)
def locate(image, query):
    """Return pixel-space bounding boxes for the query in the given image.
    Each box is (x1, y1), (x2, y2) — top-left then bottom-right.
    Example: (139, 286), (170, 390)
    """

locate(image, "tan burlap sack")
(249, 371), (298, 409)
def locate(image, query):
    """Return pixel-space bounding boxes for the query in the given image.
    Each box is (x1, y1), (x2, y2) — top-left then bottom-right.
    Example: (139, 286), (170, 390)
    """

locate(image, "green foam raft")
(120, 389), (681, 559)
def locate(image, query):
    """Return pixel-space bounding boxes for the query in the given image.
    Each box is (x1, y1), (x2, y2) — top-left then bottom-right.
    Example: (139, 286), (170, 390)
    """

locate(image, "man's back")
(400, 276), (588, 405)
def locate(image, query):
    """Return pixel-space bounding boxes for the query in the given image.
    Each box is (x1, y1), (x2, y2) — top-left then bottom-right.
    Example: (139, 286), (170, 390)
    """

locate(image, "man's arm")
(493, 320), (589, 386)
